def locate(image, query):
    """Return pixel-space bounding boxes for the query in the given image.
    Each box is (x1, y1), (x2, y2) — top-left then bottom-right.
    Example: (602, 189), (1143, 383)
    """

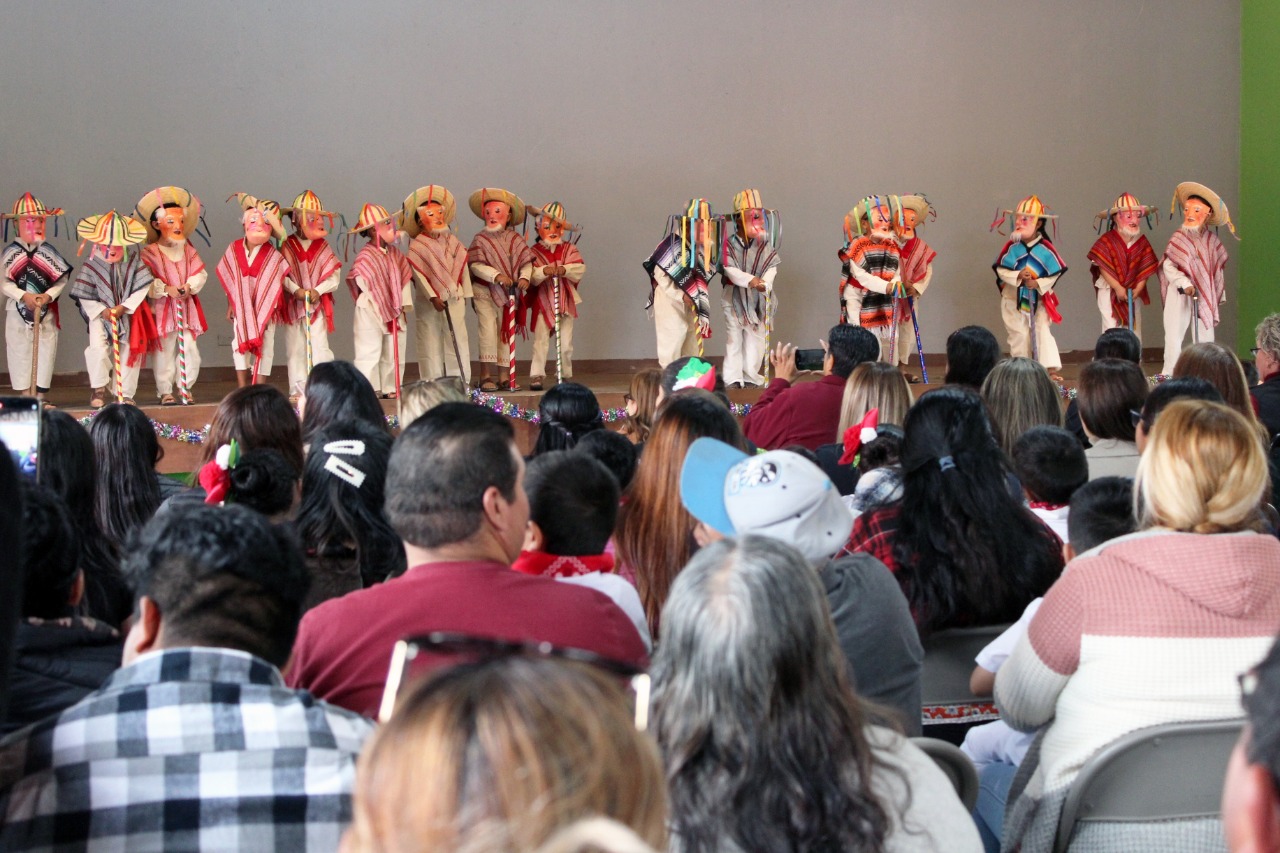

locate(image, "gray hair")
(1256, 313), (1280, 361)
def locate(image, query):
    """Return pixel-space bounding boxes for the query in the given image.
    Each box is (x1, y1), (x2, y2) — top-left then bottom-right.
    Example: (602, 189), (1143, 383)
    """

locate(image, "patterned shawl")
(467, 228), (534, 306)
(993, 236), (1066, 324)
(3, 241), (71, 325)
(528, 241), (584, 330)
(1160, 227), (1228, 329)
(899, 236), (936, 290)
(721, 233), (779, 327)
(408, 230), (468, 301)
(216, 240), (290, 357)
(1087, 230), (1157, 326)
(845, 236), (900, 327)
(643, 233), (713, 329)
(348, 244), (411, 329)
(140, 241), (207, 337)
(69, 254), (159, 364)
(280, 236), (341, 331)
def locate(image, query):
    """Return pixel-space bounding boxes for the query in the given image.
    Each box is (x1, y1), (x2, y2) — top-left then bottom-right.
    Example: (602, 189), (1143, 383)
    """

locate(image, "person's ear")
(67, 570), (85, 608)
(692, 520), (726, 549)
(1063, 542), (1076, 563)
(522, 520), (544, 553)
(122, 596), (163, 665)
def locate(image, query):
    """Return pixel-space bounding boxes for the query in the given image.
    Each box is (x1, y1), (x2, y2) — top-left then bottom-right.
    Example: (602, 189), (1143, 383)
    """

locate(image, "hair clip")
(938, 455), (956, 472)
(323, 439), (366, 457)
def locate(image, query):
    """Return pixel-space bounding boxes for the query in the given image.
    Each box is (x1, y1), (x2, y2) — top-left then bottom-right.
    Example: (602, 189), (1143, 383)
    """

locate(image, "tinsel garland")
(1056, 372), (1168, 401)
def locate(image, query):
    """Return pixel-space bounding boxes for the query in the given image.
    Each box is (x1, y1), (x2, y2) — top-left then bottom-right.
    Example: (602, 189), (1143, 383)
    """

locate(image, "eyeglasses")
(1130, 408), (1146, 430)
(379, 631), (651, 729)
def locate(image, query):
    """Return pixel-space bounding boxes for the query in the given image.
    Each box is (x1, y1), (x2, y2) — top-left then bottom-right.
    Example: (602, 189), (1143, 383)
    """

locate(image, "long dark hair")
(892, 387), (1063, 632)
(89, 404), (162, 556)
(533, 382), (604, 455)
(295, 419), (405, 589)
(300, 360), (387, 444)
(38, 410), (131, 626)
(199, 385), (304, 478)
(654, 536), (895, 853)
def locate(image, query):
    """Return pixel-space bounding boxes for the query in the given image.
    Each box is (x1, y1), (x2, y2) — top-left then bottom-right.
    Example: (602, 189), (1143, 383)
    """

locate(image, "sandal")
(380, 392), (398, 400)
(123, 398), (137, 406)
(1049, 371), (1065, 383)
(478, 378), (499, 393)
(159, 393), (177, 406)
(530, 377), (544, 391)
(90, 388), (106, 409)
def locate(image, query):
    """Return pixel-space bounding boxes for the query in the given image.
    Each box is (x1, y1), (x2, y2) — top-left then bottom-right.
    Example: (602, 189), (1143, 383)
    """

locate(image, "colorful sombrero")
(77, 211), (147, 248)
(4, 193), (63, 220)
(400, 185), (457, 237)
(990, 194), (1057, 234)
(282, 190), (336, 218)
(1172, 181), (1237, 237)
(228, 192), (285, 242)
(468, 188), (525, 226)
(349, 203), (397, 233)
(844, 195), (895, 241)
(528, 201), (580, 231)
(135, 186), (202, 244)
(729, 188), (780, 246)
(1093, 193), (1158, 232)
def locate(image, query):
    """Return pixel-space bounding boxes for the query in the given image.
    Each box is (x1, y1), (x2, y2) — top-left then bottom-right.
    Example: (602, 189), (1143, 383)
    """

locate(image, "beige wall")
(2, 0), (1239, 376)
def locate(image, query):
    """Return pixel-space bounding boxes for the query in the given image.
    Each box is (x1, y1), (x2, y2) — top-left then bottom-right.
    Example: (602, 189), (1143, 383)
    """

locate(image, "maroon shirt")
(742, 373), (847, 451)
(286, 559), (648, 717)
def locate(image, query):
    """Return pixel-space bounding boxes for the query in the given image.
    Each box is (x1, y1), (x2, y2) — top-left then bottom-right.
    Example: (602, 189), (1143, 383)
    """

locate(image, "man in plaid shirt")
(0, 504), (374, 851)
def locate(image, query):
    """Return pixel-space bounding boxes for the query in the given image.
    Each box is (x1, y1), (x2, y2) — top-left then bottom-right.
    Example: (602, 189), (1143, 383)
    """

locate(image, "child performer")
(217, 194), (290, 387)
(402, 185), (472, 386)
(839, 195), (901, 362)
(467, 188), (533, 392)
(69, 212), (159, 407)
(2, 193), (71, 401)
(1087, 193), (1159, 341)
(527, 202), (585, 391)
(280, 190), (341, 398)
(643, 199), (721, 368)
(991, 195), (1067, 381)
(136, 186), (207, 404)
(893, 194), (936, 381)
(720, 189), (779, 388)
(348, 204), (412, 398)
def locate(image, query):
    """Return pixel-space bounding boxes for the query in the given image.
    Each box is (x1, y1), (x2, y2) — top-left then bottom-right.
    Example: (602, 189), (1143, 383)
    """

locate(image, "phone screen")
(795, 348), (826, 372)
(0, 397), (41, 480)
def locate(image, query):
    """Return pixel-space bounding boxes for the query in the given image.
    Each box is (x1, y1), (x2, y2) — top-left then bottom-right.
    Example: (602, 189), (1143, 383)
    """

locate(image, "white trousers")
(85, 320), (141, 398)
(354, 304), (405, 395)
(284, 314), (335, 393)
(415, 296), (471, 383)
(1095, 286), (1143, 341)
(530, 313), (573, 380)
(841, 285), (892, 363)
(153, 330), (202, 397)
(473, 288), (509, 365)
(654, 281), (699, 368)
(1161, 289), (1214, 375)
(231, 322), (276, 375)
(1000, 286), (1061, 371)
(6, 307), (57, 391)
(721, 294), (766, 386)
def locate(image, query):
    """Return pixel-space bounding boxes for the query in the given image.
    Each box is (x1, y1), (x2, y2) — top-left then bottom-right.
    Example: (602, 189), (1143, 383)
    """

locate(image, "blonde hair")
(399, 377), (468, 427)
(1135, 400), (1268, 533)
(343, 658), (667, 853)
(981, 358), (1063, 457)
(836, 362), (912, 438)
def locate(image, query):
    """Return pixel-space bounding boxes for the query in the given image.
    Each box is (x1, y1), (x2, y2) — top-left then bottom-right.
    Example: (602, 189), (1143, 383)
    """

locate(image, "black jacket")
(1, 616), (121, 735)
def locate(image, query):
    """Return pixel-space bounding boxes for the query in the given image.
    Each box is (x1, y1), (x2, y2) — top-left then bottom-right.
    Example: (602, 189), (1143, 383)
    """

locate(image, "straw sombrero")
(282, 190), (336, 219)
(990, 194), (1057, 234)
(468, 188), (525, 226)
(135, 186), (202, 243)
(897, 194), (933, 223)
(400, 185), (457, 237)
(844, 195), (894, 241)
(4, 193), (63, 220)
(228, 193), (286, 242)
(528, 201), (579, 232)
(349, 203), (397, 234)
(1172, 182), (1235, 235)
(77, 211), (147, 248)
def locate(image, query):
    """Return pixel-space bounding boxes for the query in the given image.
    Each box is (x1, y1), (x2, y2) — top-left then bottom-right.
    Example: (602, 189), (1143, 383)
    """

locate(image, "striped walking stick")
(109, 313), (125, 403)
(28, 304), (41, 394)
(303, 290), (314, 376)
(507, 284), (518, 391)
(887, 295), (900, 364)
(173, 299), (192, 403)
(552, 276), (563, 385)
(763, 289), (772, 381)
(1127, 288), (1135, 333)
(390, 316), (403, 402)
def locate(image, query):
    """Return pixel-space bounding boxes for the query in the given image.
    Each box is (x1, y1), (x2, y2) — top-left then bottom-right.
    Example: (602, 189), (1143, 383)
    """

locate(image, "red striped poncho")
(216, 239), (290, 357)
(280, 236), (341, 331)
(408, 231), (468, 301)
(348, 244), (411, 331)
(527, 241), (584, 331)
(899, 236), (935, 291)
(1087, 230), (1157, 327)
(141, 242), (207, 337)
(467, 228), (534, 308)
(1159, 228), (1229, 329)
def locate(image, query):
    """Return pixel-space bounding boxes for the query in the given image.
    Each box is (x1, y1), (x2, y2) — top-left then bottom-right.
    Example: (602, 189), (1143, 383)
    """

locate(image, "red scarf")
(511, 550), (616, 579)
(280, 236), (340, 331)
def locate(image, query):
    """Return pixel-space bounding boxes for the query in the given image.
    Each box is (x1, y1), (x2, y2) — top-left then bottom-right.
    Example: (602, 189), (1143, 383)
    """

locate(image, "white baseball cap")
(679, 437), (854, 563)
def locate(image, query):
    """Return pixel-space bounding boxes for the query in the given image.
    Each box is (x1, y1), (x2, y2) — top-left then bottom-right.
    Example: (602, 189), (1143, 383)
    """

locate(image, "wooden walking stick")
(303, 290), (314, 376)
(109, 312), (125, 403)
(390, 315), (403, 404)
(28, 303), (41, 395)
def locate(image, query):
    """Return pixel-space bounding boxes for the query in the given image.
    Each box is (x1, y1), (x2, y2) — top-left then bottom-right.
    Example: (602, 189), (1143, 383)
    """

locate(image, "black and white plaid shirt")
(0, 647), (374, 852)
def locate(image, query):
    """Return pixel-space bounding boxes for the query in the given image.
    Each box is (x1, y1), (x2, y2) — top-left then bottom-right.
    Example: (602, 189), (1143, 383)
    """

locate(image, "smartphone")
(795, 348), (826, 372)
(0, 397), (40, 480)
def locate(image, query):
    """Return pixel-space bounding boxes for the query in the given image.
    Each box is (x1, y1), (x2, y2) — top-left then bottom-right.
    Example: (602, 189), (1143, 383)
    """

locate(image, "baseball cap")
(680, 437), (855, 563)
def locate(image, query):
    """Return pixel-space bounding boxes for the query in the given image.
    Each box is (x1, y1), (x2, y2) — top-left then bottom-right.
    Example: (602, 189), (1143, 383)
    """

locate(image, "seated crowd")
(0, 313), (1279, 852)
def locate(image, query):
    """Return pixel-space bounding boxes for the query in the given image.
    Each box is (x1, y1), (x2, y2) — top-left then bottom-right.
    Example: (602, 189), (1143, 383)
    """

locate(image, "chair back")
(920, 623), (1010, 726)
(910, 736), (979, 811)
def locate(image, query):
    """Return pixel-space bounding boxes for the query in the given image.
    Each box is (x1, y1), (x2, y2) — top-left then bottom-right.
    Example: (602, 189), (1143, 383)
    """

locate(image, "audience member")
(294, 420), (404, 608)
(573, 429), (638, 492)
(198, 383), (305, 478)
(1252, 313), (1280, 440)
(398, 376), (467, 428)
(2, 483), (120, 736)
(996, 401), (1280, 851)
(533, 381), (604, 455)
(1175, 342), (1266, 438)
(1065, 327), (1143, 447)
(0, 504), (374, 851)
(1134, 376), (1224, 452)
(615, 390), (745, 637)
(287, 403), (647, 717)
(38, 410), (130, 627)
(846, 387), (1063, 633)
(1224, 632), (1280, 853)
(816, 361), (913, 495)
(846, 426), (906, 516)
(945, 324), (1002, 390)
(343, 657), (666, 853)
(1011, 425), (1089, 542)
(298, 359), (387, 446)
(653, 536), (981, 852)
(619, 366), (661, 445)
(515, 451), (650, 649)
(89, 403), (163, 554)
(0, 447), (21, 724)
(680, 437), (923, 734)
(1076, 358), (1148, 479)
(742, 324), (879, 450)
(982, 357), (1063, 459)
